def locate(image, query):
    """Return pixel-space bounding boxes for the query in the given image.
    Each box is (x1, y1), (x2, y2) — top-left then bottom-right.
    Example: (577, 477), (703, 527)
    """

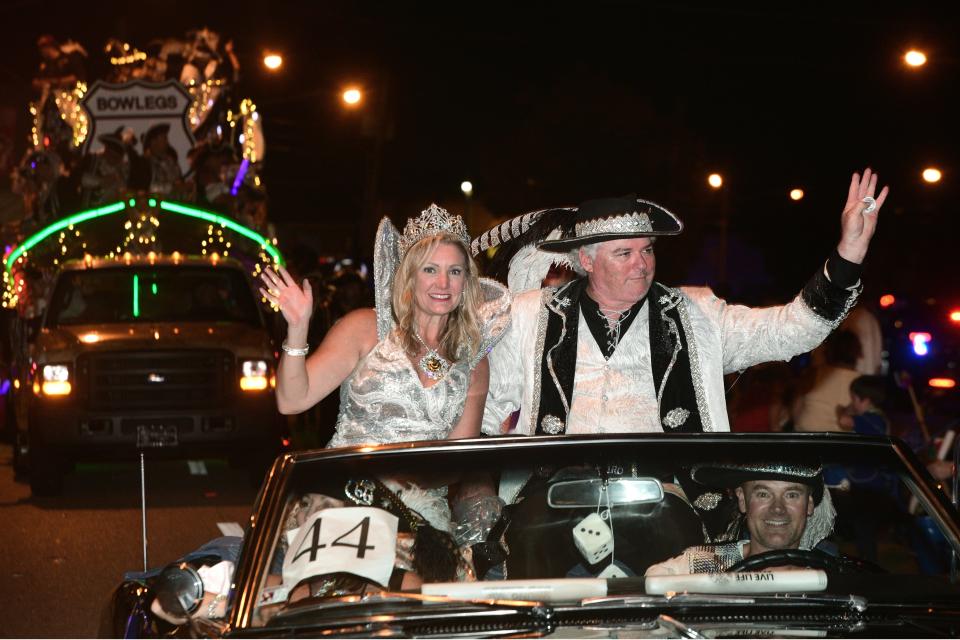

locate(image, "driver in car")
(646, 463), (836, 575)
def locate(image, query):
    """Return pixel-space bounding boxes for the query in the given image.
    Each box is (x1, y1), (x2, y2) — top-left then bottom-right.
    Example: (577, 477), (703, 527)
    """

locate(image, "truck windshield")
(45, 266), (262, 326)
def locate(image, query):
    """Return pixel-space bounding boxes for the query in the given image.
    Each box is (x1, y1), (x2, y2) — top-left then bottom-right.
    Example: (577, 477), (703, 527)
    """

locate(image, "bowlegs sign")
(81, 80), (196, 173)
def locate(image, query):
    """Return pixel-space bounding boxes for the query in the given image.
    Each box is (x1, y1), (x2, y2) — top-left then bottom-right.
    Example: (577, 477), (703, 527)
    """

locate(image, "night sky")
(1, 1), (957, 302)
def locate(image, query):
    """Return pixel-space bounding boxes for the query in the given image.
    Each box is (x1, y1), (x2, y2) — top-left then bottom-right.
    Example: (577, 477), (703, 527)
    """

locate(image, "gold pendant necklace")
(413, 331), (451, 381)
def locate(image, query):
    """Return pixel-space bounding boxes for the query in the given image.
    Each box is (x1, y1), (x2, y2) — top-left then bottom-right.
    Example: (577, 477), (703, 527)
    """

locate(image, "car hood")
(35, 323), (273, 360)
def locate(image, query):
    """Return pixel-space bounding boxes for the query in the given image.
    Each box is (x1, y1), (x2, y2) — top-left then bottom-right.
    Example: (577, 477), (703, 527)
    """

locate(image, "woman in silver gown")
(261, 203), (510, 445)
(260, 205), (509, 552)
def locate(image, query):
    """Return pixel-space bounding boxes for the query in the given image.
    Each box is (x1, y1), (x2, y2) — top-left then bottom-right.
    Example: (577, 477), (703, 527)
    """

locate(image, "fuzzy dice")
(572, 512), (614, 565)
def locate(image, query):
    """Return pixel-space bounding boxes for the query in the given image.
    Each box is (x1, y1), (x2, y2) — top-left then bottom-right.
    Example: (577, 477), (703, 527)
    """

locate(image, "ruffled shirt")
(329, 278), (510, 447)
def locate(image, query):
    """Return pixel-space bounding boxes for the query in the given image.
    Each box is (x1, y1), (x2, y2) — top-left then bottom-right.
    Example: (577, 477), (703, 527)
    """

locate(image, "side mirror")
(152, 562), (204, 618)
(547, 477), (664, 508)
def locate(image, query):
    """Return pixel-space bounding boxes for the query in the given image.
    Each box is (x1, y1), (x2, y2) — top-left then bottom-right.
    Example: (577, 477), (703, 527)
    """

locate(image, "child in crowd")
(837, 375), (889, 436)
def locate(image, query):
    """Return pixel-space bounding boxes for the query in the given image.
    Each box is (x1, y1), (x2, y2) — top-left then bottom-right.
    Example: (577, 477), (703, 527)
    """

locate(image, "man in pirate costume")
(476, 169), (888, 437)
(645, 462), (837, 575)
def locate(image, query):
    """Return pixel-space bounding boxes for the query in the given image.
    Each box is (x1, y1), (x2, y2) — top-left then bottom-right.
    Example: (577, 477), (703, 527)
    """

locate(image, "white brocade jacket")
(483, 281), (850, 436)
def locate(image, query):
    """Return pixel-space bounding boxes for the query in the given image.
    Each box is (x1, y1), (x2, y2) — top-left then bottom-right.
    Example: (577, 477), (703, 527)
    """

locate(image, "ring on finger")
(861, 196), (877, 213)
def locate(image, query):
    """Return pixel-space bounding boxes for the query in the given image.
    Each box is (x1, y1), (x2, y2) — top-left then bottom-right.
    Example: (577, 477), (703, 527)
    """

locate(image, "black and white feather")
(473, 207), (578, 293)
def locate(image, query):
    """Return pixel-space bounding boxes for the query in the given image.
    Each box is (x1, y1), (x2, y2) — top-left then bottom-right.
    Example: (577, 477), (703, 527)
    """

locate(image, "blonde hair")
(391, 233), (483, 362)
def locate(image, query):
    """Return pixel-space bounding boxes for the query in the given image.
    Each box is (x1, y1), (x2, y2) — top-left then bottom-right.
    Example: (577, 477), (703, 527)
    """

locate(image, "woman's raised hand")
(260, 266), (313, 329)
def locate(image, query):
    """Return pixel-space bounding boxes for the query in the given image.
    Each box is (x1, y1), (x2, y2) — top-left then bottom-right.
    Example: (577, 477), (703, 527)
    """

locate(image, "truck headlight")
(240, 359), (269, 391)
(41, 364), (72, 396)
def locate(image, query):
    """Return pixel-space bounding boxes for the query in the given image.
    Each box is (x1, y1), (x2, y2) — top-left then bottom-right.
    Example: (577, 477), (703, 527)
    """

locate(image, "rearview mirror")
(547, 477), (664, 508)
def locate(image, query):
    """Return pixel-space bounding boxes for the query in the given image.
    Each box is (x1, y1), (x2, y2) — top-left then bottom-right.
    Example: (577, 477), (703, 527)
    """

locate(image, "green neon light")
(133, 274), (140, 318)
(148, 198), (157, 207)
(4, 201), (127, 272)
(3, 198), (284, 272)
(151, 283), (158, 295)
(158, 201), (284, 265)
(128, 198), (136, 207)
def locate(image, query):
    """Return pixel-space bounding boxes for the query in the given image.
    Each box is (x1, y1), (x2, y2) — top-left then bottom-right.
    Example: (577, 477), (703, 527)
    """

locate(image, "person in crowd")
(793, 330), (862, 431)
(189, 143), (234, 212)
(826, 374), (903, 562)
(477, 169), (887, 436)
(79, 129), (130, 206)
(32, 35), (87, 149)
(646, 462), (836, 574)
(725, 362), (796, 432)
(837, 374), (889, 436)
(140, 123), (183, 197)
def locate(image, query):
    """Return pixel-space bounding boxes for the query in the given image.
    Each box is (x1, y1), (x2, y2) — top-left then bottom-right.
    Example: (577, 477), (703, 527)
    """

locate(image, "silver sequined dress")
(328, 278), (511, 448)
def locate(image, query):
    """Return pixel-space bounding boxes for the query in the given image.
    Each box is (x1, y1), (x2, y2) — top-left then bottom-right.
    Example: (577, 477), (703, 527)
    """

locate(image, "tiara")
(398, 204), (471, 256)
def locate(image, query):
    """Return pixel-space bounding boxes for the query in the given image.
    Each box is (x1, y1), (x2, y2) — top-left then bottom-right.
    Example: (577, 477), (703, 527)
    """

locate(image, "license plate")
(136, 424), (179, 448)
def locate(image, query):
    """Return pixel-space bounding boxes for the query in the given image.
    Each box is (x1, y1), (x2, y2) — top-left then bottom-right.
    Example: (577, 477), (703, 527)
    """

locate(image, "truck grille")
(78, 350), (234, 411)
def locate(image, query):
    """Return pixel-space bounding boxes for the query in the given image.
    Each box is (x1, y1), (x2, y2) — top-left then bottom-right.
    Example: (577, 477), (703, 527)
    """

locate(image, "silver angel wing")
(374, 216), (401, 340)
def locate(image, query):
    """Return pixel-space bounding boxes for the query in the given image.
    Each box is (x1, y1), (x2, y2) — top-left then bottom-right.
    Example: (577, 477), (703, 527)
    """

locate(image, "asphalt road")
(0, 442), (257, 638)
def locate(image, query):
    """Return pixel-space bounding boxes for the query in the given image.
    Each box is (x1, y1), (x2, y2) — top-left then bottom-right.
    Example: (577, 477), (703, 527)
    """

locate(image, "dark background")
(1, 1), (957, 303)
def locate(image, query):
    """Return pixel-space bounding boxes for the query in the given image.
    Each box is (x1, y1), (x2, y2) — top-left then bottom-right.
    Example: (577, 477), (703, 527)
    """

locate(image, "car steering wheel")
(726, 549), (886, 574)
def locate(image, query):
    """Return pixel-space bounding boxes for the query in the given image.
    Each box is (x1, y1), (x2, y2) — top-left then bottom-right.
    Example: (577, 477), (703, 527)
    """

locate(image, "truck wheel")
(30, 445), (65, 497)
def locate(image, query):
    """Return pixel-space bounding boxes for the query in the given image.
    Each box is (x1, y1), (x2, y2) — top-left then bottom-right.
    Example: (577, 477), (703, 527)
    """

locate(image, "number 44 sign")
(282, 507), (399, 589)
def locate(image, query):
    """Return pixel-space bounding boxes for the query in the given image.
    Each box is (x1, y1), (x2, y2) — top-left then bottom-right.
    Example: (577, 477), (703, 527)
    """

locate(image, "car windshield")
(45, 265), (262, 326)
(248, 436), (960, 628)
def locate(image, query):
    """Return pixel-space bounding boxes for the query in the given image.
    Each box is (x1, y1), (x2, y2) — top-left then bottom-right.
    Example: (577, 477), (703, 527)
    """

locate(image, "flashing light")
(949, 310), (960, 323)
(880, 294), (895, 308)
(263, 54), (283, 70)
(923, 168), (942, 183)
(42, 381), (72, 396)
(929, 378), (956, 389)
(240, 359), (269, 391)
(41, 364), (71, 396)
(789, 188), (804, 201)
(904, 50), (927, 67)
(707, 173), (723, 189)
(909, 332), (932, 356)
(342, 87), (362, 106)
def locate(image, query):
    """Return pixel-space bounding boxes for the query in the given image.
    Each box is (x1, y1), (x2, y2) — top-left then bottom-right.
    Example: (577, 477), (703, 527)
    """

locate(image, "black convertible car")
(103, 433), (960, 637)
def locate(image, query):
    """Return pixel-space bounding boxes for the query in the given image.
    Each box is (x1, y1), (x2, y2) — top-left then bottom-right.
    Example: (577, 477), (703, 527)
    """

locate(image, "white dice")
(572, 512), (613, 565)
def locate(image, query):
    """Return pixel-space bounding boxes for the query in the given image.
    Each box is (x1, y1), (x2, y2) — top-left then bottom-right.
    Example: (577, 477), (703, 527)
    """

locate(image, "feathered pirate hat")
(689, 462), (836, 550)
(537, 195), (682, 252)
(471, 195), (682, 293)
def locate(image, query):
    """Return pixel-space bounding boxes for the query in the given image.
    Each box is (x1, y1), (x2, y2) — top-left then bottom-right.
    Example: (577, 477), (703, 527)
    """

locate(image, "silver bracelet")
(281, 341), (309, 356)
(206, 593), (227, 619)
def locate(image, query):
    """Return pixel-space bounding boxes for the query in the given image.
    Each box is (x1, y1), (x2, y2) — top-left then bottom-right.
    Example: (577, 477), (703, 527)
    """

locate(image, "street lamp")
(263, 53), (283, 71)
(707, 173), (723, 189)
(922, 167), (942, 183)
(904, 49), (927, 68)
(789, 188), (804, 201)
(342, 87), (363, 107)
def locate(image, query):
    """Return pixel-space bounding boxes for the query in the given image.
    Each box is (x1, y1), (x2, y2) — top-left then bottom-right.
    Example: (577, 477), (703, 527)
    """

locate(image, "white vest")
(567, 302), (664, 434)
